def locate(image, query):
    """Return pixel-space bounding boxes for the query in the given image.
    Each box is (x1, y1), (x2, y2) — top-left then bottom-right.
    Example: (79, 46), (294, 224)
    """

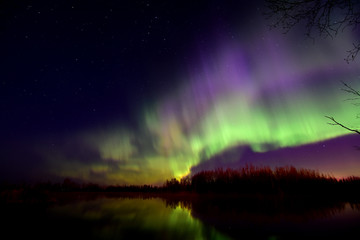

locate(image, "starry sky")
(0, 0), (359, 185)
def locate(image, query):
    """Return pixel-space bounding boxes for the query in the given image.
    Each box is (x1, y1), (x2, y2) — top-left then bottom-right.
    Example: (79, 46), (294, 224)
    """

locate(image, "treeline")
(0, 179), (161, 203)
(163, 166), (360, 199)
(0, 179), (160, 194)
(1, 166), (360, 201)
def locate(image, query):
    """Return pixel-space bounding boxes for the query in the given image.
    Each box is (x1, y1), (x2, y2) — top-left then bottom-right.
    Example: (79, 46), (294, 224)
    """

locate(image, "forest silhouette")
(1, 165), (360, 204)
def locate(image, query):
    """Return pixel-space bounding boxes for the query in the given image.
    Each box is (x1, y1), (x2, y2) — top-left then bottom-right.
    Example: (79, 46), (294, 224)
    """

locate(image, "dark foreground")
(1, 166), (360, 239)
(1, 191), (360, 240)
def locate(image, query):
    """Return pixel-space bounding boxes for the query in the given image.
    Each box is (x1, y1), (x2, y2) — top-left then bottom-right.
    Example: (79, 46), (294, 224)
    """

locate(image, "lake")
(2, 193), (360, 239)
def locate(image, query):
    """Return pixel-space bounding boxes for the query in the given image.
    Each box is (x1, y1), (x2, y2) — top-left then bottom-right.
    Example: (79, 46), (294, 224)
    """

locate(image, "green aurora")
(40, 33), (360, 185)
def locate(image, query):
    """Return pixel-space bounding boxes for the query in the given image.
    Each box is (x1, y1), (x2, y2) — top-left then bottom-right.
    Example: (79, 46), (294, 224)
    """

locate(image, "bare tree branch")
(324, 81), (360, 135)
(265, 1), (360, 134)
(325, 116), (360, 134)
(265, 0), (360, 62)
(345, 43), (360, 63)
(341, 80), (360, 96)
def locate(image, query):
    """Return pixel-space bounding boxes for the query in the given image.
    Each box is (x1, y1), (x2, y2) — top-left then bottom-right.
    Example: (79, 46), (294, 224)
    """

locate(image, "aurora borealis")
(0, 0), (359, 185)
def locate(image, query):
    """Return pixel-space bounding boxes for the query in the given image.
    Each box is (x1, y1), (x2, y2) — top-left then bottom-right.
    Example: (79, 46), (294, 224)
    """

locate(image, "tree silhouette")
(265, 0), (360, 63)
(325, 81), (360, 134)
(266, 0), (360, 134)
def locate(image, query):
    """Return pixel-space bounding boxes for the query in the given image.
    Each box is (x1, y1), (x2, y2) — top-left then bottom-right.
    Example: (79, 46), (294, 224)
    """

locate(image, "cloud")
(190, 134), (360, 178)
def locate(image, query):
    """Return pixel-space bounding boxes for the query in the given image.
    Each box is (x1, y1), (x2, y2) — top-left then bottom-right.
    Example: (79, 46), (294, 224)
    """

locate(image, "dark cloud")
(59, 139), (102, 164)
(191, 135), (360, 177)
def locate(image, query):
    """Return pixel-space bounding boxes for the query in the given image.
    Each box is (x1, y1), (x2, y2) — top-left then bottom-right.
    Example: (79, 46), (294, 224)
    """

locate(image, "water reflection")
(2, 193), (360, 239)
(164, 195), (360, 239)
(48, 197), (230, 240)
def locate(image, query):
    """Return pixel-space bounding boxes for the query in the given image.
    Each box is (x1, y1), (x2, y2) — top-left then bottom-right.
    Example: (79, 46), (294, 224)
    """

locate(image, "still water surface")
(49, 197), (229, 240)
(45, 195), (360, 240)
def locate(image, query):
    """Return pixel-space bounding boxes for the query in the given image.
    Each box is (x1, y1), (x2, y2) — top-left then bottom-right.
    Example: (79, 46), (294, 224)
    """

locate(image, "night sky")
(1, 0), (359, 185)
